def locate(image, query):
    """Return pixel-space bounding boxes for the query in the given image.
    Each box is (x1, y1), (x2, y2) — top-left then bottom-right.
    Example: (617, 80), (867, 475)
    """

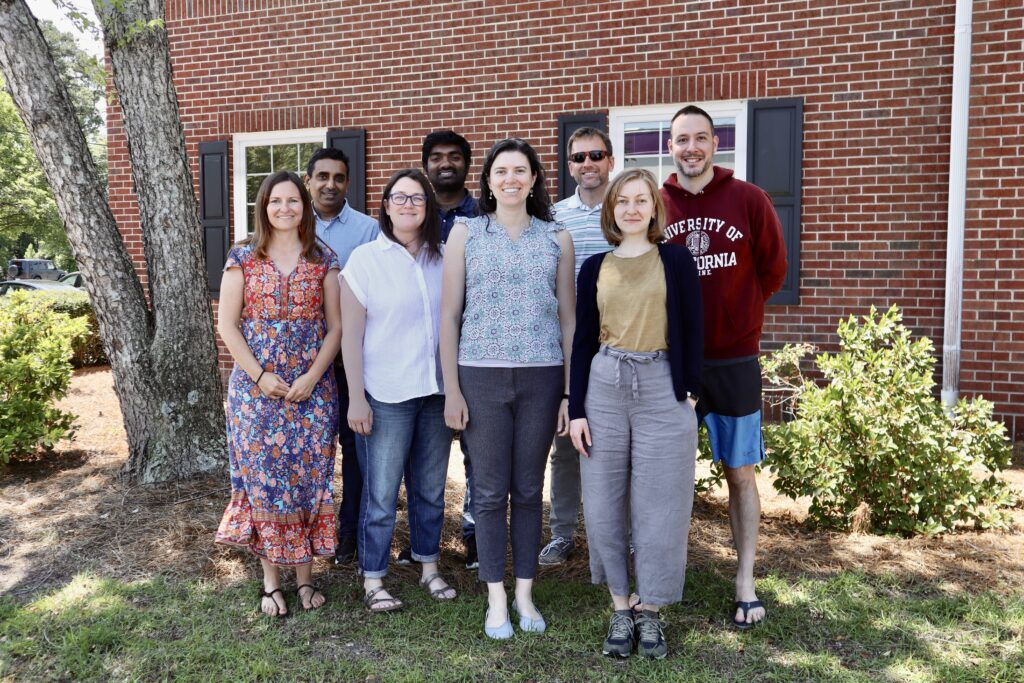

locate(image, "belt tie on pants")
(601, 345), (666, 401)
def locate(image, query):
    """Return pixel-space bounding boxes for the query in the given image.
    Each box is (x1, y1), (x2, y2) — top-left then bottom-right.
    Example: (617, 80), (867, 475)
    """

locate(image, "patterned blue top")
(458, 214), (565, 365)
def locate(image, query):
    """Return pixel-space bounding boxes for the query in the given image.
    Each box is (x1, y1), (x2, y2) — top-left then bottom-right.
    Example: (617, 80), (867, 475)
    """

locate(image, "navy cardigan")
(568, 243), (703, 420)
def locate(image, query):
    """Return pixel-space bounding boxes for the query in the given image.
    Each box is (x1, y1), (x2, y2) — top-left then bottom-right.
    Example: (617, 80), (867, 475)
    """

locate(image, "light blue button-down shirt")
(313, 200), (379, 268)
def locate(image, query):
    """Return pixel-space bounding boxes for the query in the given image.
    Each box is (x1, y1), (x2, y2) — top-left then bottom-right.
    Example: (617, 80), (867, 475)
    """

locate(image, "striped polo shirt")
(552, 189), (611, 279)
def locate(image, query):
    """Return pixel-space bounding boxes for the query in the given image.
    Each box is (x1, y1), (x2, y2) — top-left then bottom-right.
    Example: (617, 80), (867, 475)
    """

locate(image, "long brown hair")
(242, 171), (323, 262)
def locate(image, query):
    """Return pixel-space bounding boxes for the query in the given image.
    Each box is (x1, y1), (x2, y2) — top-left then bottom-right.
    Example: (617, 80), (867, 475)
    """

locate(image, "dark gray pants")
(459, 365), (563, 583)
(580, 346), (697, 605)
(547, 433), (581, 539)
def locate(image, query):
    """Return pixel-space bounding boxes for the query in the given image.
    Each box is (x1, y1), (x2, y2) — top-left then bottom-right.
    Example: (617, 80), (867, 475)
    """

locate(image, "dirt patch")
(1, 367), (1022, 599)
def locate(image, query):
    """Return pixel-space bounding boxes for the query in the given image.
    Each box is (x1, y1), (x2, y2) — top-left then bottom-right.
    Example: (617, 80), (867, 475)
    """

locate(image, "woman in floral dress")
(215, 170), (341, 618)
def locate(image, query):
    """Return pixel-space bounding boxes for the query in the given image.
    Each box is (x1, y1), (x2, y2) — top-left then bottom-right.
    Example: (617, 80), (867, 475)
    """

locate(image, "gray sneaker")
(602, 610), (635, 658)
(538, 536), (574, 565)
(635, 609), (668, 659)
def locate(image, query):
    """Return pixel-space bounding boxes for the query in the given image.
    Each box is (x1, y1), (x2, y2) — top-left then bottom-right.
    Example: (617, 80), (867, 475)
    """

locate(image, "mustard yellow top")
(596, 248), (668, 352)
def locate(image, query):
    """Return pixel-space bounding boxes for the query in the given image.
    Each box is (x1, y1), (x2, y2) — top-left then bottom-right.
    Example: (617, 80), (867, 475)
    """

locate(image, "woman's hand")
(348, 395), (373, 436)
(284, 372), (318, 403)
(256, 371), (290, 399)
(556, 398), (570, 436)
(444, 392), (469, 431)
(570, 418), (592, 457)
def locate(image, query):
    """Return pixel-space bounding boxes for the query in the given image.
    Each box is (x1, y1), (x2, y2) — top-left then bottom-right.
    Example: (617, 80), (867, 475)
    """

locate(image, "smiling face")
(486, 150), (536, 210)
(305, 158), (349, 218)
(668, 113), (719, 182)
(385, 176), (428, 240)
(266, 180), (305, 233)
(613, 178), (655, 240)
(425, 143), (469, 193)
(568, 135), (613, 193)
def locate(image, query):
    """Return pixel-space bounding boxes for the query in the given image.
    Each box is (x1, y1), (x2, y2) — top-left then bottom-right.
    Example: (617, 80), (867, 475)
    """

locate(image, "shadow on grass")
(2, 566), (1022, 682)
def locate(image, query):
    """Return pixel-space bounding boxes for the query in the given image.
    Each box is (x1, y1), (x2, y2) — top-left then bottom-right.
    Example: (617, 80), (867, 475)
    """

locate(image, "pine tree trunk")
(0, 0), (227, 483)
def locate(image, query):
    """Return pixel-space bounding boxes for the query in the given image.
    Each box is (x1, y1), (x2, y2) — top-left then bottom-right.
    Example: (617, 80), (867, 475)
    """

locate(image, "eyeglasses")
(388, 193), (427, 207)
(570, 150), (610, 164)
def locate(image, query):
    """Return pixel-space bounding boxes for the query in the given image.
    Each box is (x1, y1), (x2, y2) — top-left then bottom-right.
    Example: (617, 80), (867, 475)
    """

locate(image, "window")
(231, 129), (326, 241)
(609, 101), (747, 184)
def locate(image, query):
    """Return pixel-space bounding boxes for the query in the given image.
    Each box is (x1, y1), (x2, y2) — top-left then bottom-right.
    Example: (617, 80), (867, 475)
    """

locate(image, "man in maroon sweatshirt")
(660, 105), (787, 629)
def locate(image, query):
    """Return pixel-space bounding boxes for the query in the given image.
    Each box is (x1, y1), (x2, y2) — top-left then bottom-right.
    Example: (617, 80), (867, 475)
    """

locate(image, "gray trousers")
(547, 433), (581, 539)
(459, 364), (563, 583)
(580, 346), (697, 606)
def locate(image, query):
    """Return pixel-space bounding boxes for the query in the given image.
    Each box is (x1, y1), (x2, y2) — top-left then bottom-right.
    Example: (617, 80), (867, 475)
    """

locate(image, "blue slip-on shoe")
(511, 599), (547, 633)
(484, 608), (514, 640)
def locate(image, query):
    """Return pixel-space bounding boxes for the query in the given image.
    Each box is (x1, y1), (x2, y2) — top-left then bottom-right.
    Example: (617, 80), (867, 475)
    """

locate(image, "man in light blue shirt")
(304, 147), (379, 565)
(539, 127), (615, 566)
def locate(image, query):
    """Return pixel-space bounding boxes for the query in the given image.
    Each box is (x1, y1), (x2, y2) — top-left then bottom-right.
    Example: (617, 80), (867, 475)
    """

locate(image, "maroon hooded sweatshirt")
(661, 167), (787, 360)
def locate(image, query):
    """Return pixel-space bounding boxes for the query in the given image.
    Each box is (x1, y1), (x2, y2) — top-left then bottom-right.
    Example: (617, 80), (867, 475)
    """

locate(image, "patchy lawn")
(1, 367), (1022, 682)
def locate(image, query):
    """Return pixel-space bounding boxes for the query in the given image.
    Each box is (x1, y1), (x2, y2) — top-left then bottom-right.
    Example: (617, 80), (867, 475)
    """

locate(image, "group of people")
(214, 104), (788, 660)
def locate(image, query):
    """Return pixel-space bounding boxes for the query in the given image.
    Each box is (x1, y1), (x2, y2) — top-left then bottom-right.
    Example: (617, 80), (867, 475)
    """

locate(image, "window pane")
(247, 174), (266, 203)
(247, 205), (256, 234)
(299, 143), (320, 171)
(272, 144), (297, 171)
(716, 123), (736, 152)
(246, 145), (271, 174)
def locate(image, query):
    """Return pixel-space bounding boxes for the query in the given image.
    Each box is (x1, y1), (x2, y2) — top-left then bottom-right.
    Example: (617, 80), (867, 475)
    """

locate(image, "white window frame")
(231, 128), (327, 242)
(609, 100), (748, 182)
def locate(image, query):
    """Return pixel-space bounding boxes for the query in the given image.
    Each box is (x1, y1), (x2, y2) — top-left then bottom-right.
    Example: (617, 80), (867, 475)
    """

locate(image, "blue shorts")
(696, 358), (765, 469)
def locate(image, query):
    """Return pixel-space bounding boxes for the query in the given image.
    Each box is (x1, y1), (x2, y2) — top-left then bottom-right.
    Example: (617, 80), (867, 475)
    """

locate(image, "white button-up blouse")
(341, 233), (445, 403)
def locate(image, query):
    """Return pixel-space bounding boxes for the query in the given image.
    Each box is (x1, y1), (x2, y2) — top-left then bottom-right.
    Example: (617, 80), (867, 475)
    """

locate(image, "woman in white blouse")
(340, 169), (455, 612)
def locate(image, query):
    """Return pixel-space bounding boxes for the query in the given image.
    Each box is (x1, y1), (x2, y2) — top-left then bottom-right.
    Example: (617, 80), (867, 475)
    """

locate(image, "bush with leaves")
(0, 291), (88, 468)
(0, 289), (106, 367)
(765, 305), (1014, 536)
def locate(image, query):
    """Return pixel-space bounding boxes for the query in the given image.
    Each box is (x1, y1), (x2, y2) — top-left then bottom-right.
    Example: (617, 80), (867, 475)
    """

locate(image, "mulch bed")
(1, 367), (1022, 600)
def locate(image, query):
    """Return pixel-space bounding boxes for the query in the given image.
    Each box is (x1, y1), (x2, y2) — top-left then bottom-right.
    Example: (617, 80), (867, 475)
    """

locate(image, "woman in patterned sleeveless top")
(440, 138), (576, 639)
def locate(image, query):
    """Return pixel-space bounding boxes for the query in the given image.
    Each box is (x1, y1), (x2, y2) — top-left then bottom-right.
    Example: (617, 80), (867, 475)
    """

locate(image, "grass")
(2, 567), (1022, 682)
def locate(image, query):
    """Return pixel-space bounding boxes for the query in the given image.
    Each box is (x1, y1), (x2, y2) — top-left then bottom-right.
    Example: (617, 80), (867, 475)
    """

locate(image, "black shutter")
(747, 98), (802, 305)
(199, 140), (230, 298)
(326, 128), (367, 214)
(556, 112), (608, 201)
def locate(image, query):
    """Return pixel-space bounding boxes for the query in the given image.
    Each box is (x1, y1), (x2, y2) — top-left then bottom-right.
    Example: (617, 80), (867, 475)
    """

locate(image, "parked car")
(59, 271), (86, 289)
(6, 258), (66, 281)
(0, 280), (78, 295)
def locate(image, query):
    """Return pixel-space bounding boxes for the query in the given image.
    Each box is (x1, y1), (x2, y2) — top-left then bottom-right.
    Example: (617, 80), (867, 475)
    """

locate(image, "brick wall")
(104, 0), (1024, 438)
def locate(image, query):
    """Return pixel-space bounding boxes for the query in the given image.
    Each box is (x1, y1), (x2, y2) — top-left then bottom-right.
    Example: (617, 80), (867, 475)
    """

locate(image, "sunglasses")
(570, 150), (610, 164)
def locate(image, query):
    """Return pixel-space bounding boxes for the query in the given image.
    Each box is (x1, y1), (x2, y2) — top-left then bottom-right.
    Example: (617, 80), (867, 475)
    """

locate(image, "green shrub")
(0, 291), (88, 468)
(765, 305), (1014, 536)
(0, 290), (107, 367)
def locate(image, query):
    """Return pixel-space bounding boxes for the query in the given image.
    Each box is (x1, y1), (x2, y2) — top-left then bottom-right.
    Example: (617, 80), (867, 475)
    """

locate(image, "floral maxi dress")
(215, 245), (340, 565)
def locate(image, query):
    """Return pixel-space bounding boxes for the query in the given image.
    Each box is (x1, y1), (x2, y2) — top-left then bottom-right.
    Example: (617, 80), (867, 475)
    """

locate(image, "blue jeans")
(404, 431), (475, 542)
(355, 393), (452, 578)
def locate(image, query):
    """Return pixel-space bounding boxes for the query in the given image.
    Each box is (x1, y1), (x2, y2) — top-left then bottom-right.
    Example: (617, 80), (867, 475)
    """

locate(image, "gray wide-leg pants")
(580, 346), (697, 606)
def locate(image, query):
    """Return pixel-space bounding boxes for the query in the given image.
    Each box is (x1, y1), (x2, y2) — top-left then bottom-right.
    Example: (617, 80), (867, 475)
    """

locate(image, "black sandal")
(260, 587), (289, 619)
(297, 583), (325, 611)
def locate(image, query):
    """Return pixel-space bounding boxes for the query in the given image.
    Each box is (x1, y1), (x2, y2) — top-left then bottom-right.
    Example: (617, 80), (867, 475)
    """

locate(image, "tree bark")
(0, 0), (226, 482)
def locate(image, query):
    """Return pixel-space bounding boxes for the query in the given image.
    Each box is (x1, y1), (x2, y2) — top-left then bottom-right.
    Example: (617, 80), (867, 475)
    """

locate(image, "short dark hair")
(669, 104), (715, 133)
(477, 138), (553, 221)
(421, 130), (472, 168)
(378, 169), (443, 262)
(305, 147), (350, 178)
(566, 127), (613, 157)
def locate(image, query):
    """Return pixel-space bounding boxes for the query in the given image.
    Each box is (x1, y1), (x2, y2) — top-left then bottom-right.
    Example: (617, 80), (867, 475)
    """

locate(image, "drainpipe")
(941, 0), (973, 411)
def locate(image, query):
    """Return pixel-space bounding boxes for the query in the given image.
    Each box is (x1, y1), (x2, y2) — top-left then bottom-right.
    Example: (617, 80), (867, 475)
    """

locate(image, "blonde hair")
(599, 168), (666, 246)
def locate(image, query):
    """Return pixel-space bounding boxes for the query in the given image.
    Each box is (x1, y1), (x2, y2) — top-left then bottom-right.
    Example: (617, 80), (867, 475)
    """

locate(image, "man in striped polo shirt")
(539, 127), (615, 565)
